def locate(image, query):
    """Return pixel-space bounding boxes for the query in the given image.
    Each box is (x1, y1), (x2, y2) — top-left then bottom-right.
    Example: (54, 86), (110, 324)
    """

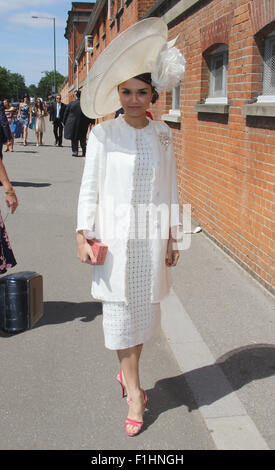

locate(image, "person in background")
(49, 94), (66, 147)
(63, 90), (95, 157)
(34, 98), (47, 147)
(0, 101), (18, 274)
(17, 94), (32, 146)
(3, 99), (16, 152)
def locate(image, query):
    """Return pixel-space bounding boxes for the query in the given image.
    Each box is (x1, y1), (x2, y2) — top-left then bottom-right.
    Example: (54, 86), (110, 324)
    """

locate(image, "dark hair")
(118, 73), (159, 104)
(75, 90), (81, 99)
(133, 73), (159, 104)
(35, 98), (43, 111)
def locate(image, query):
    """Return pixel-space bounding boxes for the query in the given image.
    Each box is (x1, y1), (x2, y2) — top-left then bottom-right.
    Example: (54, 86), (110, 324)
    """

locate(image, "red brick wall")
(151, 0), (274, 292)
(65, 0), (275, 292)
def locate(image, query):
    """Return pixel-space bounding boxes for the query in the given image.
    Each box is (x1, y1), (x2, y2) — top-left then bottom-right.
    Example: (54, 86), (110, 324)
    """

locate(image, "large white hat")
(81, 17), (185, 118)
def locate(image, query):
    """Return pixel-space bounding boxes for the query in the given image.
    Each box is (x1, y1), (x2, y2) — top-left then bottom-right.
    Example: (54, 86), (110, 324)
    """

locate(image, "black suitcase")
(0, 271), (43, 334)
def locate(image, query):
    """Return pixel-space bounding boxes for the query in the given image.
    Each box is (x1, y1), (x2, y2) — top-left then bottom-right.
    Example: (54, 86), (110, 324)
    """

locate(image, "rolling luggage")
(0, 271), (43, 334)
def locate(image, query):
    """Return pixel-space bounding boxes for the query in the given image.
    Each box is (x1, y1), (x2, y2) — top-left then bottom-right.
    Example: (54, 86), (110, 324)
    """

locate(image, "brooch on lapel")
(158, 132), (171, 150)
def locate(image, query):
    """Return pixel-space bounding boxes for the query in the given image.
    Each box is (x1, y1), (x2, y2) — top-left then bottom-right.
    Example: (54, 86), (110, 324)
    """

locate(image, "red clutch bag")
(87, 238), (108, 265)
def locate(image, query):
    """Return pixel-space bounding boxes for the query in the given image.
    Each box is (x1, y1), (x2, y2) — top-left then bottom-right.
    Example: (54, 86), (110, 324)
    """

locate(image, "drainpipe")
(75, 59), (79, 90)
(85, 35), (93, 76)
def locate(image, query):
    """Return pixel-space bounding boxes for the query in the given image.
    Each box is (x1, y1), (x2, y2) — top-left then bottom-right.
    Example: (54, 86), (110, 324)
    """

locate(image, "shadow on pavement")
(14, 150), (38, 154)
(34, 301), (102, 327)
(11, 181), (51, 188)
(143, 343), (275, 431)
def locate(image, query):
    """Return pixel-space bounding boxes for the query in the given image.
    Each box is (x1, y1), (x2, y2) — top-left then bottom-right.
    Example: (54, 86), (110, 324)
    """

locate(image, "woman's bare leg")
(117, 344), (145, 434)
(23, 126), (28, 145)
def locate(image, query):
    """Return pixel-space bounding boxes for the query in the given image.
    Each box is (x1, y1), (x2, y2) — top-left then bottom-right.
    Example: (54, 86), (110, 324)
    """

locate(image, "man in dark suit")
(49, 94), (66, 147)
(63, 90), (95, 157)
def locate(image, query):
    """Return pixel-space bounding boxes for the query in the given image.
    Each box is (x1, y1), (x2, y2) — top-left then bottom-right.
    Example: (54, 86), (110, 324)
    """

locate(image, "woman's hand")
(77, 232), (96, 265)
(165, 235), (180, 267)
(5, 193), (18, 214)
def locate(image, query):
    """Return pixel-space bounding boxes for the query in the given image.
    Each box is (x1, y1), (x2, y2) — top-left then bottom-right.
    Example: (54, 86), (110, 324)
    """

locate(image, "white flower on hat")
(148, 38), (186, 92)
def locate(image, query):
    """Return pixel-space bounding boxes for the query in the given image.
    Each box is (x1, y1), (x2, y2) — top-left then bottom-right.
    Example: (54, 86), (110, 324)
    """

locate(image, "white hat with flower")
(80, 17), (186, 118)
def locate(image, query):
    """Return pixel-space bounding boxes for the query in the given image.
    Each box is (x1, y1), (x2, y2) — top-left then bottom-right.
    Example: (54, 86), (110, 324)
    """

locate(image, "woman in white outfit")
(76, 18), (185, 437)
(34, 98), (47, 146)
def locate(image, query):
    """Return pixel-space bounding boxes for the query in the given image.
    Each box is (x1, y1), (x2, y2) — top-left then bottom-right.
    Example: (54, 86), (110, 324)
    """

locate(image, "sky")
(0, 0), (81, 86)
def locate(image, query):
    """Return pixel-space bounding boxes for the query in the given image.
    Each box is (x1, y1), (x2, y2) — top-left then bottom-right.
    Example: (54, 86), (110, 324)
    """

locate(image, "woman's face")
(118, 78), (153, 118)
(23, 97), (29, 103)
(3, 100), (9, 109)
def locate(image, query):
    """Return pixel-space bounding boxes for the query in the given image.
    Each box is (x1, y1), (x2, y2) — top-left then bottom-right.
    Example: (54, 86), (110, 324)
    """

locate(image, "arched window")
(205, 44), (228, 104)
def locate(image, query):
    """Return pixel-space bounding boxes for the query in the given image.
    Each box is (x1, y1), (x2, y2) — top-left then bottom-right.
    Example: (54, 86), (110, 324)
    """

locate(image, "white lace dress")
(102, 120), (161, 350)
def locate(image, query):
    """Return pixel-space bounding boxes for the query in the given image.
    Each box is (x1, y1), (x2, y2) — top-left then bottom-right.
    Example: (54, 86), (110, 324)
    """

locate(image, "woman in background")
(34, 98), (47, 146)
(0, 101), (18, 274)
(3, 99), (16, 152)
(18, 94), (32, 146)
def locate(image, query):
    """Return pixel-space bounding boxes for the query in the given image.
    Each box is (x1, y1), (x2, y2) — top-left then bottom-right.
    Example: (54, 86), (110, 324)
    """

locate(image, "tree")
(37, 71), (65, 100)
(0, 67), (10, 99)
(28, 84), (38, 98)
(9, 72), (27, 101)
(0, 67), (27, 101)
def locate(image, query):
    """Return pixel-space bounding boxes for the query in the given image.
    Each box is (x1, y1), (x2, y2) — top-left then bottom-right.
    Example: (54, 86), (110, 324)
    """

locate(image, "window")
(258, 31), (275, 102)
(162, 85), (181, 123)
(206, 45), (228, 104)
(172, 85), (181, 114)
(108, 0), (115, 20)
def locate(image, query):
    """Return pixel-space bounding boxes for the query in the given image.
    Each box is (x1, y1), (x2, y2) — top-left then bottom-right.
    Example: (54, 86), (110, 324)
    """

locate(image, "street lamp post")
(32, 16), (56, 94)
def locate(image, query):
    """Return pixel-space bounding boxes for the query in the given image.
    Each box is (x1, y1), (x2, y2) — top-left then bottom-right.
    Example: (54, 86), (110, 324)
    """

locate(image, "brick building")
(63, 0), (275, 294)
(63, 1), (156, 102)
(64, 2), (95, 101)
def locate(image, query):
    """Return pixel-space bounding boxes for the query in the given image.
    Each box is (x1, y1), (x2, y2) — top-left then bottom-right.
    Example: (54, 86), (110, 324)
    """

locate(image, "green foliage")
(0, 67), (27, 102)
(36, 71), (66, 100)
(0, 67), (65, 102)
(28, 84), (38, 98)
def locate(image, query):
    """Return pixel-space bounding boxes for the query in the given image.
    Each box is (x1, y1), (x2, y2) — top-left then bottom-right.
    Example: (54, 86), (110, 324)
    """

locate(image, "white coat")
(77, 115), (181, 303)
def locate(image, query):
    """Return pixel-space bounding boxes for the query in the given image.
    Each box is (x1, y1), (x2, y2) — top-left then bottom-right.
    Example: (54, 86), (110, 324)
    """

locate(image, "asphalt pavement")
(0, 121), (274, 450)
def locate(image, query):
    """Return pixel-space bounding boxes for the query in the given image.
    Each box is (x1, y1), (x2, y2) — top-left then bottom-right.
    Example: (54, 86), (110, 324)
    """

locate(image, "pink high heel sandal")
(116, 370), (132, 404)
(125, 391), (148, 437)
(116, 370), (127, 398)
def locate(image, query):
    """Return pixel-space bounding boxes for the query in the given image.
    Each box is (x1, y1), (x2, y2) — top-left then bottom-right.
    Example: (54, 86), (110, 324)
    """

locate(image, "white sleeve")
(76, 128), (104, 238)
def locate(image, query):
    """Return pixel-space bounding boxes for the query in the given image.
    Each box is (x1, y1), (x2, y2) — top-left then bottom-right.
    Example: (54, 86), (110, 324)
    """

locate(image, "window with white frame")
(169, 85), (181, 116)
(258, 31), (275, 103)
(205, 44), (228, 104)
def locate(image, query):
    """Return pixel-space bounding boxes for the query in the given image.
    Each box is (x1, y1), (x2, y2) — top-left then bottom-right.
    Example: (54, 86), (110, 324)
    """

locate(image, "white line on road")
(161, 288), (270, 450)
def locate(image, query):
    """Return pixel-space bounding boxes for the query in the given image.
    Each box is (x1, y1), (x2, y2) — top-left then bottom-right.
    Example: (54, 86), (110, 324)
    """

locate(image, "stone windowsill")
(242, 103), (275, 117)
(195, 103), (229, 114)
(162, 113), (181, 123)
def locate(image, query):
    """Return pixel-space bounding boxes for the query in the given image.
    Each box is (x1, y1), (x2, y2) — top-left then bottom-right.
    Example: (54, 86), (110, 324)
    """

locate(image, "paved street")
(0, 121), (274, 450)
